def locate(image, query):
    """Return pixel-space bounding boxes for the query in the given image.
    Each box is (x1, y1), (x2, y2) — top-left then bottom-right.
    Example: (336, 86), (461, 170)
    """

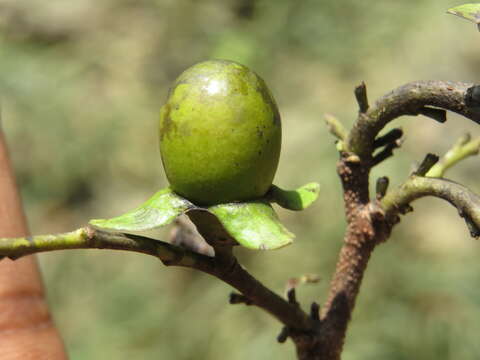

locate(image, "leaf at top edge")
(209, 201), (294, 250)
(267, 182), (320, 211)
(447, 4), (480, 24)
(89, 187), (194, 232)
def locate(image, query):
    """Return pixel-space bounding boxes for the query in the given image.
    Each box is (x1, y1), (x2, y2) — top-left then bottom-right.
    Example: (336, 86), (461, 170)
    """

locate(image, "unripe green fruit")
(159, 59), (282, 205)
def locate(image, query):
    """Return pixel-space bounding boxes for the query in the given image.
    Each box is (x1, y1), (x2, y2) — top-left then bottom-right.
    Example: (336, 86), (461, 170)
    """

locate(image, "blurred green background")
(1, 0), (480, 359)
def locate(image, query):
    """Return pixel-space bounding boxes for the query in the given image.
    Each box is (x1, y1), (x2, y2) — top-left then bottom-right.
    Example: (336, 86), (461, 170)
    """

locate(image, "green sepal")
(208, 201), (294, 250)
(89, 187), (194, 231)
(447, 4), (480, 28)
(267, 183), (320, 211)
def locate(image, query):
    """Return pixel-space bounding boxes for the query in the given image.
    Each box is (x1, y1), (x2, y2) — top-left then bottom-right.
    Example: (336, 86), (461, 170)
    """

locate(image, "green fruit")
(159, 59), (281, 205)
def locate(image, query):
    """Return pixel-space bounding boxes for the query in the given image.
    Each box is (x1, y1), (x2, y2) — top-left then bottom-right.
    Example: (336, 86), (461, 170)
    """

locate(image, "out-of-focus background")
(1, 1), (480, 359)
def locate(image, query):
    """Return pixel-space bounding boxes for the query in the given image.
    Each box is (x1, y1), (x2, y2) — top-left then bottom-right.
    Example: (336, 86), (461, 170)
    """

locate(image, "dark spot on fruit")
(159, 104), (177, 140)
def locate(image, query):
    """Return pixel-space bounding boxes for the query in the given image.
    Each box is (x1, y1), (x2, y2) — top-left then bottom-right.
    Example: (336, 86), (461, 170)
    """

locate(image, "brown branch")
(381, 176), (480, 237)
(185, 210), (316, 332)
(347, 81), (480, 158)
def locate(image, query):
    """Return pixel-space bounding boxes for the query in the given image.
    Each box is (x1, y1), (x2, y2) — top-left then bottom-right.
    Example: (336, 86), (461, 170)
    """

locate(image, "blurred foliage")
(1, 0), (480, 359)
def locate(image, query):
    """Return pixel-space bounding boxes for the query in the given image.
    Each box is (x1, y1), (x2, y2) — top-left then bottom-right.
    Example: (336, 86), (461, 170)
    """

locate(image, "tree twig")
(347, 81), (480, 158)
(0, 224), (315, 331)
(0, 226), (215, 270)
(381, 176), (480, 237)
(413, 153), (439, 176)
(427, 134), (480, 177)
(324, 113), (347, 141)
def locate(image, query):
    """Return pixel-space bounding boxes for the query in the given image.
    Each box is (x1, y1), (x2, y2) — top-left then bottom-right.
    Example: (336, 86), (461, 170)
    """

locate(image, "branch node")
(229, 292), (253, 305)
(354, 81), (369, 113)
(414, 153), (439, 176)
(310, 302), (320, 321)
(376, 177), (390, 200)
(277, 326), (290, 343)
(418, 107), (447, 123)
(344, 154), (361, 164)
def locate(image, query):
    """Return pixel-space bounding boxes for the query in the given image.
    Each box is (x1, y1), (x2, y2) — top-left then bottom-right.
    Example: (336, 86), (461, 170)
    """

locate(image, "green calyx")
(90, 184), (319, 250)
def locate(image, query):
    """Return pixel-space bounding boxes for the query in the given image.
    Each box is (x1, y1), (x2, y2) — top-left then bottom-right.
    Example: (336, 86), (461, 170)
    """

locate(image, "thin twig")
(381, 176), (480, 237)
(414, 153), (440, 176)
(324, 113), (347, 141)
(427, 135), (480, 177)
(347, 81), (480, 157)
(0, 226), (216, 270)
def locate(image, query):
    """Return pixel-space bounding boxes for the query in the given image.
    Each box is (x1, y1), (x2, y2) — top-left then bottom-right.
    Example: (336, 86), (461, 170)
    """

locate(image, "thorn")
(373, 128), (403, 149)
(287, 288), (298, 306)
(418, 107), (447, 123)
(229, 292), (253, 305)
(414, 153), (439, 176)
(376, 177), (390, 200)
(310, 302), (320, 321)
(398, 204), (414, 215)
(372, 140), (402, 166)
(354, 82), (369, 113)
(277, 327), (290, 343)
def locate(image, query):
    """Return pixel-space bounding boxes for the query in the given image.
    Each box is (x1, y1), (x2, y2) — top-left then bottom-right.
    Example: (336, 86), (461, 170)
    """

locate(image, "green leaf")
(90, 188), (194, 231)
(267, 183), (320, 211)
(447, 4), (480, 26)
(208, 201), (294, 250)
